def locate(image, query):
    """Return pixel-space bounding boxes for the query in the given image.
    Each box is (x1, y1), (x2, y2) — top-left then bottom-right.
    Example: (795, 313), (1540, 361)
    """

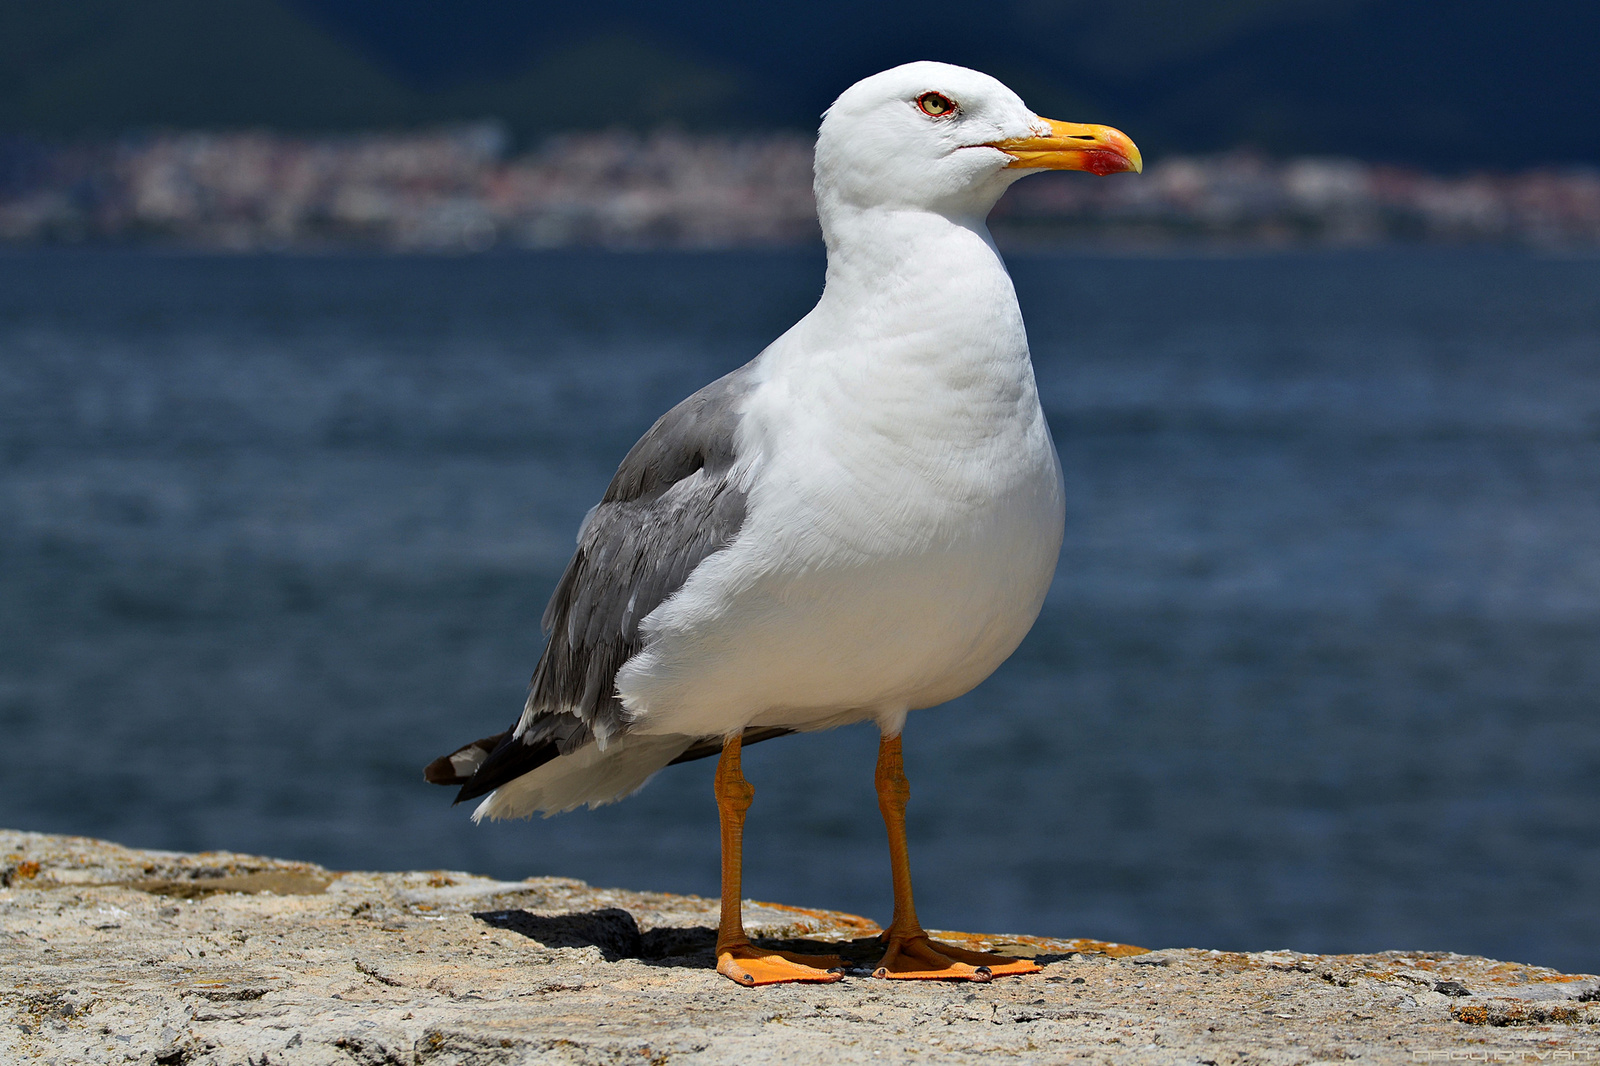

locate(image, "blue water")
(2, 248), (1598, 973)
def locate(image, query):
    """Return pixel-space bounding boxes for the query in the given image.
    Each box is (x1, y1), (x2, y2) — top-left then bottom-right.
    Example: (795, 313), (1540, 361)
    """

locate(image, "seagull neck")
(814, 202), (1015, 331)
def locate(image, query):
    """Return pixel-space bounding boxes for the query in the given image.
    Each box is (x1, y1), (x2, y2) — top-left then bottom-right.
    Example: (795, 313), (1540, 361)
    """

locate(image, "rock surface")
(3, 829), (1597, 1065)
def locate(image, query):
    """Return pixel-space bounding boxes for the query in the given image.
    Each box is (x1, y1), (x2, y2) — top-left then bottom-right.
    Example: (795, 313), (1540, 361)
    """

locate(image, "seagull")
(426, 61), (1141, 987)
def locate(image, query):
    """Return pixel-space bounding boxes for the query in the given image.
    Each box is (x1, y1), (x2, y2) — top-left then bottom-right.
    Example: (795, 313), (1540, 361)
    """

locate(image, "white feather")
(473, 735), (697, 820)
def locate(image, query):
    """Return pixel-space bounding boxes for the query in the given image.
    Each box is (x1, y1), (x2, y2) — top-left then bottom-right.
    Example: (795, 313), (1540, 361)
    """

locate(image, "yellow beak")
(988, 117), (1143, 176)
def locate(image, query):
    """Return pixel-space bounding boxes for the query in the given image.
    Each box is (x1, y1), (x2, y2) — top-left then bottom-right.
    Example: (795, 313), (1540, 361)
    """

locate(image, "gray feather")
(434, 362), (760, 803)
(519, 362), (758, 746)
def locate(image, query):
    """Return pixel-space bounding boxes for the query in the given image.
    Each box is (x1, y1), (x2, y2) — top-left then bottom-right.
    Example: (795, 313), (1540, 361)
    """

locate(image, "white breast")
(614, 216), (1065, 738)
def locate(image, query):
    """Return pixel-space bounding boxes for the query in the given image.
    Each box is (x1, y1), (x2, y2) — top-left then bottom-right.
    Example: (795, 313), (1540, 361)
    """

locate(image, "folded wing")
(429, 363), (761, 804)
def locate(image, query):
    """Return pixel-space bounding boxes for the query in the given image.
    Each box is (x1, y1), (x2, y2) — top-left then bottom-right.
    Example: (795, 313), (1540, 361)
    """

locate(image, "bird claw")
(872, 932), (1039, 981)
(716, 945), (844, 986)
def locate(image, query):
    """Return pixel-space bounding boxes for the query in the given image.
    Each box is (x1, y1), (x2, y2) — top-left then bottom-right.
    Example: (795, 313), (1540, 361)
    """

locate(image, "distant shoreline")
(4, 128), (1597, 253)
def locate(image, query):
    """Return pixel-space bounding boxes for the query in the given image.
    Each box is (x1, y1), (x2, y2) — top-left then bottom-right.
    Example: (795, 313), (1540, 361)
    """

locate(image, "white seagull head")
(815, 61), (1141, 222)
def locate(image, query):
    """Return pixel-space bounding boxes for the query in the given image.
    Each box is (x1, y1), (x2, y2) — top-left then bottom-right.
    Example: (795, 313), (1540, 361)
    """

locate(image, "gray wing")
(439, 362), (758, 802)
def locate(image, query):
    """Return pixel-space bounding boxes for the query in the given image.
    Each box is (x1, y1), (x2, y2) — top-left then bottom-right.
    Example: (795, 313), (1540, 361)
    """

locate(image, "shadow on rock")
(474, 907), (643, 961)
(474, 908), (895, 971)
(632, 928), (894, 970)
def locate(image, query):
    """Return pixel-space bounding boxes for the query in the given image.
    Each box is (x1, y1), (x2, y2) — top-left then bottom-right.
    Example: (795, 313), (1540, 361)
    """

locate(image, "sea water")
(1, 248), (1597, 972)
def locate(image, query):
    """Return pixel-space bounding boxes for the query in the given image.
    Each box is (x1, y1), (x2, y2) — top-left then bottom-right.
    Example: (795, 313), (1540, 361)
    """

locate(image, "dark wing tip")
(451, 731), (565, 805)
(423, 754), (459, 785)
(423, 733), (509, 786)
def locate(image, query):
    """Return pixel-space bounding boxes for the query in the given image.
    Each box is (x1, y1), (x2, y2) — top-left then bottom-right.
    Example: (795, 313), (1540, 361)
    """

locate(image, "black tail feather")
(426, 724), (798, 807)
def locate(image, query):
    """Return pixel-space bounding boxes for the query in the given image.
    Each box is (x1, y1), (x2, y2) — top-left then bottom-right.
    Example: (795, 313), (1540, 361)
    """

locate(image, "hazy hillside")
(0, 0), (408, 132)
(2, 0), (1594, 167)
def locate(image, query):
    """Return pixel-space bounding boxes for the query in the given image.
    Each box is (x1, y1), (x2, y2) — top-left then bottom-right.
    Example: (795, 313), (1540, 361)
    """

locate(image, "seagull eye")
(916, 92), (956, 118)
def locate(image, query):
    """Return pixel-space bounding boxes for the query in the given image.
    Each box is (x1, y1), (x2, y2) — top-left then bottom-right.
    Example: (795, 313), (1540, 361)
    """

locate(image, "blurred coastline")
(3, 124), (1598, 253)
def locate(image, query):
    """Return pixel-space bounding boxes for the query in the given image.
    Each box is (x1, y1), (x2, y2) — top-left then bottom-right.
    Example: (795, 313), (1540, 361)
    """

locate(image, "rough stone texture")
(3, 830), (1597, 1065)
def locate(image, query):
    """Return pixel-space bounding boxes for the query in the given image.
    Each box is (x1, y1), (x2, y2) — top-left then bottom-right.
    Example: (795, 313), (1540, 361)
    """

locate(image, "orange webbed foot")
(872, 933), (1041, 981)
(716, 944), (845, 987)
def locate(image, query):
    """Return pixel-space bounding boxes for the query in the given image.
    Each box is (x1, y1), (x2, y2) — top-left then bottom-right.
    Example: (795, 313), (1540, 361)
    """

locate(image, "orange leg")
(714, 734), (843, 987)
(872, 733), (1040, 981)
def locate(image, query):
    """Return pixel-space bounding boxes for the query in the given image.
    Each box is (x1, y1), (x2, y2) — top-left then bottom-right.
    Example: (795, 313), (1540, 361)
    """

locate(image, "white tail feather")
(472, 734), (697, 821)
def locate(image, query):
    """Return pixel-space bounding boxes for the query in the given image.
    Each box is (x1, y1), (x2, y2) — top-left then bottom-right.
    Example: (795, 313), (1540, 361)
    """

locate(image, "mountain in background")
(1, 0), (1594, 169)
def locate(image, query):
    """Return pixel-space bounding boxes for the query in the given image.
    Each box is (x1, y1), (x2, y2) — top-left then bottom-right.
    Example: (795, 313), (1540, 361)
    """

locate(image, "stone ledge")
(3, 829), (1596, 1065)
